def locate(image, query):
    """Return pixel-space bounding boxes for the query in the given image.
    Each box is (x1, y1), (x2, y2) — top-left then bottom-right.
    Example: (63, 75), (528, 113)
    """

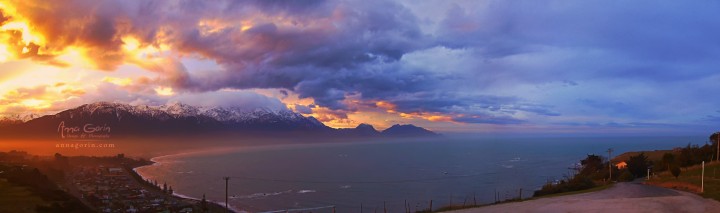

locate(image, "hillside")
(0, 102), (440, 139)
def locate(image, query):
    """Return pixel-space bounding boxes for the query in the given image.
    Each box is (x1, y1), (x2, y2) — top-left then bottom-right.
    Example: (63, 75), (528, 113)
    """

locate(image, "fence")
(217, 174), (534, 213)
(231, 188), (527, 213)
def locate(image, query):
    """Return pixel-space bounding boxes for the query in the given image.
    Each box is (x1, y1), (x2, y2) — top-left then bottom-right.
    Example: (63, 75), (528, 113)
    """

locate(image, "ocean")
(135, 136), (704, 212)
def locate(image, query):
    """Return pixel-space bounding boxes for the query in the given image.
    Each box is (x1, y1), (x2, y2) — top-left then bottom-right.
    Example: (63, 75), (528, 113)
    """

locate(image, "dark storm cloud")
(294, 104), (313, 114)
(7, 0), (552, 124)
(150, 0), (436, 111)
(12, 0), (720, 128)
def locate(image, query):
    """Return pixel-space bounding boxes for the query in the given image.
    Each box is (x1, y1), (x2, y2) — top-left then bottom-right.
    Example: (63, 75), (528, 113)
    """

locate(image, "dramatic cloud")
(2, 0), (720, 134)
(169, 90), (287, 111)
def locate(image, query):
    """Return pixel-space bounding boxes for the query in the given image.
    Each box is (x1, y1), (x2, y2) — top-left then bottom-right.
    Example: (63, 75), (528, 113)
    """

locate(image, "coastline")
(122, 138), (693, 212)
(132, 154), (241, 213)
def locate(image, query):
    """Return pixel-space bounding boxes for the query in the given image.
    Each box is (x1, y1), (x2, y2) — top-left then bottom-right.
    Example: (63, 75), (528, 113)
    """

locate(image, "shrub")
(671, 166), (681, 179)
(618, 170), (634, 182)
(627, 153), (649, 178)
(533, 177), (595, 197)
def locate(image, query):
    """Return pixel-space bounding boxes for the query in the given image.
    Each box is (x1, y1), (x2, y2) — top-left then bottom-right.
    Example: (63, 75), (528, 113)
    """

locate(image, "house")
(108, 168), (123, 173)
(616, 161), (627, 169)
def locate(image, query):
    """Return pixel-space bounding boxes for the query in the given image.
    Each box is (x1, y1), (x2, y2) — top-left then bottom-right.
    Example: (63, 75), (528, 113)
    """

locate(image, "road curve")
(451, 182), (720, 213)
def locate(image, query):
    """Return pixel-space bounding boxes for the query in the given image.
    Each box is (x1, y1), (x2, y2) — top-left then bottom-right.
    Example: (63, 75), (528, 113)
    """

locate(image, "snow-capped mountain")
(64, 102), (325, 127)
(0, 102), (438, 139)
(0, 113), (42, 127)
(0, 113), (42, 122)
(0, 102), (330, 138)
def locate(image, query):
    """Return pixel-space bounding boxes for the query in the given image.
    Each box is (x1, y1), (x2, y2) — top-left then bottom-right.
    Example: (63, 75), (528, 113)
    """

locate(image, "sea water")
(135, 136), (703, 212)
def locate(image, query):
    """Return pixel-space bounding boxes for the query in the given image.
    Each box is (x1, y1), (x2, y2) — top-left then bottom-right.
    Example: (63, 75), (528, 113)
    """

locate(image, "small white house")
(616, 161), (627, 169)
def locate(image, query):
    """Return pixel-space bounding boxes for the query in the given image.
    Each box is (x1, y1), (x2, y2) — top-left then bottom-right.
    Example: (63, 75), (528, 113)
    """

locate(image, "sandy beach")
(451, 182), (720, 213)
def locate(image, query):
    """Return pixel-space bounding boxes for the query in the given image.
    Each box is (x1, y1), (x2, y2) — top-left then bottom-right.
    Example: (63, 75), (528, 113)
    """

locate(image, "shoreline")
(132, 155), (241, 213)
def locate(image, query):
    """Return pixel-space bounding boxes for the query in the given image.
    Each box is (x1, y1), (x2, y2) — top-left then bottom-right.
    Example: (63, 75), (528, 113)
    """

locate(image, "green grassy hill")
(646, 161), (720, 201)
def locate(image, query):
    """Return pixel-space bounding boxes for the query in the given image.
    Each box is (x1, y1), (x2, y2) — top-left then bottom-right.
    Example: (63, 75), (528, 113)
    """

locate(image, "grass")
(646, 161), (720, 201)
(0, 178), (48, 213)
(532, 183), (614, 199)
(426, 183), (615, 212)
(613, 150), (674, 163)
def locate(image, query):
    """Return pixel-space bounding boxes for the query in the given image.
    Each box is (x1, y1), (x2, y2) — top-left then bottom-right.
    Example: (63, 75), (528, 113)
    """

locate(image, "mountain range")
(0, 102), (439, 139)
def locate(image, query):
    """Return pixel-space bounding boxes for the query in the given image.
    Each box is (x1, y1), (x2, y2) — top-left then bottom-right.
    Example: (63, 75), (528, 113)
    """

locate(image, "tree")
(618, 170), (634, 182)
(534, 155), (600, 197)
(661, 153), (675, 171)
(710, 132), (719, 144)
(53, 153), (69, 168)
(579, 154), (604, 177)
(670, 166), (681, 179)
(627, 153), (649, 178)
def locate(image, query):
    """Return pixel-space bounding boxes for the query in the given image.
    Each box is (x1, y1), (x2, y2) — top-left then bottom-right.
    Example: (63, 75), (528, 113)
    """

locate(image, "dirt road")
(452, 182), (720, 213)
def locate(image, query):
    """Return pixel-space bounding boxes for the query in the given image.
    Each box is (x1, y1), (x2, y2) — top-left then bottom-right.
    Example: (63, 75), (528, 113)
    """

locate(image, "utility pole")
(702, 161), (705, 193)
(607, 148), (614, 181)
(224, 177), (230, 213)
(716, 132), (719, 161)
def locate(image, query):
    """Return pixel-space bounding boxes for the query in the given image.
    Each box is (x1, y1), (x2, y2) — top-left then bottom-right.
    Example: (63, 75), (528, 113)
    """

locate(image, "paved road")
(452, 182), (720, 213)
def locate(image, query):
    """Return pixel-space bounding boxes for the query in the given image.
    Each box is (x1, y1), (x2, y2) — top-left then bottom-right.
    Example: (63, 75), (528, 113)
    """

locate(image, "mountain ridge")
(0, 102), (440, 139)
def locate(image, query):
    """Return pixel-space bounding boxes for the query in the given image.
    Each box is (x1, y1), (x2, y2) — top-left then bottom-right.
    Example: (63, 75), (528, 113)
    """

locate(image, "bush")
(671, 166), (681, 179)
(533, 177), (595, 197)
(627, 153), (649, 178)
(618, 170), (634, 182)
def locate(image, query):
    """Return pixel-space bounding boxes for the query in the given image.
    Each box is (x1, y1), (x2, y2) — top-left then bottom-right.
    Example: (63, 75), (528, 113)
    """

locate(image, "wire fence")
(222, 174), (531, 213)
(242, 191), (526, 213)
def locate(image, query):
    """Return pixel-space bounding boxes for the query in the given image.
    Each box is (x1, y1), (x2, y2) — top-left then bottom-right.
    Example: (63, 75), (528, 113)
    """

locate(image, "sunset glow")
(3, 2), (720, 213)
(0, 0), (718, 135)
(0, 21), (44, 45)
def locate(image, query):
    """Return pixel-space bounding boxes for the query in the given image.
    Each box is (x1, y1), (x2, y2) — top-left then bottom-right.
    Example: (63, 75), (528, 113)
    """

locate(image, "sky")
(0, 0), (719, 135)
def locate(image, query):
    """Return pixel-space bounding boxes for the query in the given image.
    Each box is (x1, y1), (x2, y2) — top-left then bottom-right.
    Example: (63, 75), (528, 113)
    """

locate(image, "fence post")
(404, 200), (408, 213)
(494, 189), (497, 203)
(429, 199), (433, 212)
(519, 188), (523, 200)
(473, 192), (477, 206)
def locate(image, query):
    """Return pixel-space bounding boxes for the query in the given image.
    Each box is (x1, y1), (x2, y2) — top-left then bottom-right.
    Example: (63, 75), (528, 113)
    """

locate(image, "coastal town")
(0, 150), (229, 213)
